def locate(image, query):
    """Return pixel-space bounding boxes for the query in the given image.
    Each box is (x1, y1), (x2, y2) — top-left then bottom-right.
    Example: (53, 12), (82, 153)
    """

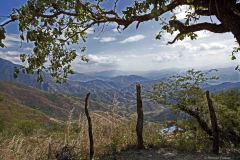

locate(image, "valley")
(0, 58), (240, 125)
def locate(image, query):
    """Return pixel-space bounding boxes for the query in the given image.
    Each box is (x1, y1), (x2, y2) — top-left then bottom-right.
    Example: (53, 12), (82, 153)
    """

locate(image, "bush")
(144, 123), (166, 148)
(55, 145), (79, 160)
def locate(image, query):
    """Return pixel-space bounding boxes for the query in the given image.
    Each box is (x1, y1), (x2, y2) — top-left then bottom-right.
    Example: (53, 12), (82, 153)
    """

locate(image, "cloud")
(199, 43), (227, 51)
(172, 41), (228, 53)
(152, 53), (181, 63)
(2, 34), (23, 47)
(5, 34), (21, 42)
(196, 31), (210, 38)
(173, 5), (194, 20)
(99, 37), (116, 42)
(24, 47), (33, 51)
(0, 51), (21, 63)
(93, 37), (100, 40)
(72, 54), (120, 72)
(120, 34), (146, 43)
(86, 27), (94, 34)
(87, 54), (119, 65)
(112, 28), (121, 33)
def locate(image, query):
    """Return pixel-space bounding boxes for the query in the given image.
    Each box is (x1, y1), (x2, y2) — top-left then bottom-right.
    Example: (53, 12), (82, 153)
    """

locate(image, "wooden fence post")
(206, 91), (219, 154)
(84, 93), (94, 160)
(136, 84), (144, 149)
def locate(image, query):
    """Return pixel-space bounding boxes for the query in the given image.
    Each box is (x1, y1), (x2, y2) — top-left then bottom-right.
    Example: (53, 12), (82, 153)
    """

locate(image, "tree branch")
(0, 15), (18, 27)
(195, 9), (214, 16)
(90, 0), (190, 29)
(168, 20), (229, 43)
(178, 104), (213, 136)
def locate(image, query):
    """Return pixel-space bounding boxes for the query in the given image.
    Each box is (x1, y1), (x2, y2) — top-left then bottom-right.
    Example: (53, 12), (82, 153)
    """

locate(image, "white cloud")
(196, 31), (211, 38)
(87, 54), (119, 65)
(2, 34), (23, 47)
(73, 54), (120, 72)
(152, 53), (181, 63)
(112, 28), (120, 33)
(5, 34), (22, 42)
(171, 41), (227, 53)
(86, 27), (94, 34)
(120, 34), (146, 43)
(24, 47), (33, 51)
(173, 5), (194, 20)
(99, 37), (116, 43)
(199, 43), (227, 51)
(0, 51), (21, 64)
(93, 37), (100, 40)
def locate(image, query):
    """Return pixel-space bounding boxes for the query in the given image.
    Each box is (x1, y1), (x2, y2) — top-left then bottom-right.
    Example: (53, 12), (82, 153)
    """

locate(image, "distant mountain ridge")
(1, 58), (240, 101)
(204, 82), (240, 92)
(0, 58), (240, 122)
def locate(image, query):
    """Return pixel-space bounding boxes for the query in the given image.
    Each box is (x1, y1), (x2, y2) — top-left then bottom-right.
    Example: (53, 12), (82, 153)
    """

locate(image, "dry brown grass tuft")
(0, 111), (163, 160)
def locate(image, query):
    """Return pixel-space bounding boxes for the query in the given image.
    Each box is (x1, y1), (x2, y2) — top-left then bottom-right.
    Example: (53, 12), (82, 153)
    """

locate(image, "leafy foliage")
(150, 69), (218, 106)
(149, 69), (240, 146)
(213, 90), (240, 146)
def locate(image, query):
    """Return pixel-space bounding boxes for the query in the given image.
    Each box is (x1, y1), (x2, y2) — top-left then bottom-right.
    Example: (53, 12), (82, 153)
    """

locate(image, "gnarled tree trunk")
(213, 0), (240, 44)
(136, 83), (144, 149)
(206, 91), (219, 155)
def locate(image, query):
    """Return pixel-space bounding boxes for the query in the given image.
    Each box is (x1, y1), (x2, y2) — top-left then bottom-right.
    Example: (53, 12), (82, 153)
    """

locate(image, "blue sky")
(0, 1), (239, 73)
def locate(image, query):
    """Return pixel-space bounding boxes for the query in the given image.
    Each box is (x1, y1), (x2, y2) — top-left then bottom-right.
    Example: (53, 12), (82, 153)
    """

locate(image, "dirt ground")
(102, 148), (240, 160)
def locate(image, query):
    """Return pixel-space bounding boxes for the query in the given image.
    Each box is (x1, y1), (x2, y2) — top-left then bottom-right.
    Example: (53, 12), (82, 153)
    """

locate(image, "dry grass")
(0, 110), (163, 160)
(1, 111), (238, 160)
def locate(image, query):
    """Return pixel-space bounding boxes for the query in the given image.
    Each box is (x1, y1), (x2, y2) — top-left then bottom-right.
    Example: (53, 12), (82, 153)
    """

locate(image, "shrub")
(55, 145), (79, 160)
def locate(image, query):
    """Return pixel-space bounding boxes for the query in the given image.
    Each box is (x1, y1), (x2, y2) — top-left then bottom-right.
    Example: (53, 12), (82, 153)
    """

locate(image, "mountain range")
(0, 58), (240, 123)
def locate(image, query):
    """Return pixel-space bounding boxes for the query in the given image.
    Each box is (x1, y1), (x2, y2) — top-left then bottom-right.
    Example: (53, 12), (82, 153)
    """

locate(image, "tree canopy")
(1, 0), (240, 81)
(149, 69), (240, 147)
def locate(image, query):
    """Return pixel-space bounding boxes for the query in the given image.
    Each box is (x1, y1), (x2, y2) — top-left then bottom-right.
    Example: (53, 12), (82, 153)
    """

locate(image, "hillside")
(0, 58), (240, 123)
(0, 81), (117, 130)
(0, 92), (51, 131)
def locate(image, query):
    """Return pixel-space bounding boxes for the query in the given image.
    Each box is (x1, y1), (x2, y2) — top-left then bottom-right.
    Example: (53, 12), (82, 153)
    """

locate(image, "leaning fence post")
(206, 91), (219, 154)
(136, 83), (144, 149)
(84, 93), (94, 160)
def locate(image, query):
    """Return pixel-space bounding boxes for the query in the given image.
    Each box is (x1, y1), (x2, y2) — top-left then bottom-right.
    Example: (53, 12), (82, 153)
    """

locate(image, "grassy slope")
(0, 81), (116, 129)
(0, 81), (87, 115)
(0, 98), (51, 129)
(0, 82), (85, 129)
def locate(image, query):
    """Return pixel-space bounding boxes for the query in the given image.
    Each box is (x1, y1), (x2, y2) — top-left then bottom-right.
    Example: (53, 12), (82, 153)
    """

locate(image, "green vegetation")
(149, 69), (240, 151)
(0, 95), (3, 102)
(15, 120), (43, 136)
(0, 71), (239, 159)
(0, 0), (239, 159)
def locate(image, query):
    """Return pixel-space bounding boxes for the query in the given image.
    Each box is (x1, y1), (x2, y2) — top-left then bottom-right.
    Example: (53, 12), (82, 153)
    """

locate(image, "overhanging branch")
(168, 20), (229, 44)
(0, 15), (18, 27)
(195, 9), (214, 16)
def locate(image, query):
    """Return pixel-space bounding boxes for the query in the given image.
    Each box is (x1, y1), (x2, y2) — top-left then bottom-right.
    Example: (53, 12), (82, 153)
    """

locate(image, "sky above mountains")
(0, 0), (239, 73)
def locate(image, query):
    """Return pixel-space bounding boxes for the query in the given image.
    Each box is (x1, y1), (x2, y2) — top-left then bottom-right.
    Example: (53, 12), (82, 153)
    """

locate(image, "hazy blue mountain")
(0, 58), (52, 90)
(68, 72), (102, 82)
(1, 58), (240, 105)
(87, 70), (131, 78)
(1, 58), (240, 122)
(204, 82), (240, 92)
(139, 68), (183, 80)
(214, 67), (240, 83)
